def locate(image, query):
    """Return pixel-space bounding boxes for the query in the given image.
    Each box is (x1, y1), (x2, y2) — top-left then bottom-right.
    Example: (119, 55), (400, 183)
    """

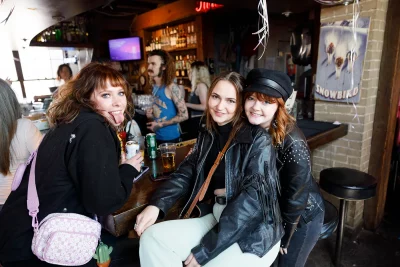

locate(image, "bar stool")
(320, 167), (377, 267)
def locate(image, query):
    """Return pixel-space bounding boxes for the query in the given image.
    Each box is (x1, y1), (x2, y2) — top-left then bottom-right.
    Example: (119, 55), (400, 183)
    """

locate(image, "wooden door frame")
(364, 0), (400, 229)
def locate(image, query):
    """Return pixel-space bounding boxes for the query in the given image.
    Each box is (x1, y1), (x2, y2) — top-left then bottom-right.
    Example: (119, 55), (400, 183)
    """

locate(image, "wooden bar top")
(102, 120), (349, 237)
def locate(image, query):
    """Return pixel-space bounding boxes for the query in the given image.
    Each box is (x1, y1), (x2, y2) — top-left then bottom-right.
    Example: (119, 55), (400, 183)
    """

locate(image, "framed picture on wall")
(315, 17), (370, 103)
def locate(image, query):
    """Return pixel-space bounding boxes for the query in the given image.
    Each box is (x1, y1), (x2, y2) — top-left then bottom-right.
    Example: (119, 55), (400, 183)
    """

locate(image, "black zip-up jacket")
(276, 125), (325, 248)
(0, 109), (139, 263)
(149, 122), (284, 265)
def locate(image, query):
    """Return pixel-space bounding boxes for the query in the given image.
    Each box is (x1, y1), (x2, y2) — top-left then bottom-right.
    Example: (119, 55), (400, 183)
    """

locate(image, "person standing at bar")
(52, 64), (73, 98)
(243, 68), (325, 267)
(146, 49), (188, 144)
(186, 61), (211, 117)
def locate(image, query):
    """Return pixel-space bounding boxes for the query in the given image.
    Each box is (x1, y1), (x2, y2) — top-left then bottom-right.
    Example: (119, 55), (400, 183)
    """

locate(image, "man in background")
(146, 49), (188, 144)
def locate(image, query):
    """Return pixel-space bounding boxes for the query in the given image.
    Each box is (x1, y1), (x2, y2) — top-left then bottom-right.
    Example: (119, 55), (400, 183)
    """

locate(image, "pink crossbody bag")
(12, 149), (101, 266)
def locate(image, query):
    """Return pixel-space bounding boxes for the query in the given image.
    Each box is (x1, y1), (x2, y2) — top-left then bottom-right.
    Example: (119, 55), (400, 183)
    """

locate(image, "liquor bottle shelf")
(163, 47), (197, 53)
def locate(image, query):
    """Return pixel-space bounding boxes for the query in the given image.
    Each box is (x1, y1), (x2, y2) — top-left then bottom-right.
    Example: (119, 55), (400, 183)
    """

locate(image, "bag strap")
(183, 133), (234, 219)
(27, 151), (40, 230)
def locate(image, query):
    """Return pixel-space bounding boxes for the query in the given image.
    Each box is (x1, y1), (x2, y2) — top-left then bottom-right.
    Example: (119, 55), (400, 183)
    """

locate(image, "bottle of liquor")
(171, 29), (176, 48)
(175, 28), (179, 48)
(193, 33), (197, 46)
(175, 56), (181, 77)
(187, 31), (191, 47)
(165, 26), (170, 49)
(155, 38), (159, 50)
(186, 55), (191, 69)
(55, 26), (62, 42)
(180, 55), (186, 77)
(182, 30), (187, 48)
(176, 30), (181, 48)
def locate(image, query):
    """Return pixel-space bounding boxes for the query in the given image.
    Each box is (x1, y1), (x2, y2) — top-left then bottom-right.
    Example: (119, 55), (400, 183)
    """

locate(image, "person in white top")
(0, 79), (42, 205)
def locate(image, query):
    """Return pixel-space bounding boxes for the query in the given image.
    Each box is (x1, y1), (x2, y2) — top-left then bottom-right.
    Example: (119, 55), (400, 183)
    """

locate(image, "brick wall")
(313, 0), (388, 229)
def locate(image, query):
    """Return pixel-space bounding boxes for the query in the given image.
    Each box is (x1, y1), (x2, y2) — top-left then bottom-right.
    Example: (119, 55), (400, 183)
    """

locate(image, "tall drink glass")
(159, 143), (177, 175)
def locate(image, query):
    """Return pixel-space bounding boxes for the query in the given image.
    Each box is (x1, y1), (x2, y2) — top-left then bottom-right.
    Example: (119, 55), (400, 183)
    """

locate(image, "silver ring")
(134, 223), (137, 229)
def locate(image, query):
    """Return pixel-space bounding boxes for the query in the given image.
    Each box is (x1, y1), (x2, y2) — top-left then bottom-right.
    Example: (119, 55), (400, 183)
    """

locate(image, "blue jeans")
(278, 211), (324, 267)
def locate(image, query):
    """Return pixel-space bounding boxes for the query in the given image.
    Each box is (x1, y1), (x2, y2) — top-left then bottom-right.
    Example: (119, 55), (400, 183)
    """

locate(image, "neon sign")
(195, 1), (224, 13)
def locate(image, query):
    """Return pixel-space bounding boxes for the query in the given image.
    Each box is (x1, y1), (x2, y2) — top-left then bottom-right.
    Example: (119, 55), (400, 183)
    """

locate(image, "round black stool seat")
(320, 167), (377, 200)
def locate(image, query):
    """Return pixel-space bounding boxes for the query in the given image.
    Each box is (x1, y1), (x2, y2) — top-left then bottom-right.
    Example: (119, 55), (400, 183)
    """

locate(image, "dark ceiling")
(211, 0), (319, 14)
(92, 0), (319, 17)
(91, 0), (178, 18)
(1, 0), (320, 50)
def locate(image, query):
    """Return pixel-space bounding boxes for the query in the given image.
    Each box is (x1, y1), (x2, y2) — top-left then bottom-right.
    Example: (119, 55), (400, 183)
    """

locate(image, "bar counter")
(102, 120), (348, 237)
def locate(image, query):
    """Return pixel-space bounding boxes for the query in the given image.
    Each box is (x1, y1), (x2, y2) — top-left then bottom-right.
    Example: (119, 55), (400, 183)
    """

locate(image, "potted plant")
(93, 242), (113, 267)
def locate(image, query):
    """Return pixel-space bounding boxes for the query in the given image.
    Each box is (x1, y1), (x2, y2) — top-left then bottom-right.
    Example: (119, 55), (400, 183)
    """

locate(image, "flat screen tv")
(108, 37), (142, 61)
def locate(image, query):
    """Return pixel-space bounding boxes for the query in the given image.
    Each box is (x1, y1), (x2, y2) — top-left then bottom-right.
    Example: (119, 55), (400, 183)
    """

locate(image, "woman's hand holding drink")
(122, 153), (143, 172)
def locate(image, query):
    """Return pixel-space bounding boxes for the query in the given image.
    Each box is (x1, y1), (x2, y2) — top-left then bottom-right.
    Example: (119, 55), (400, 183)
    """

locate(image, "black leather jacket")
(276, 125), (325, 249)
(149, 122), (284, 265)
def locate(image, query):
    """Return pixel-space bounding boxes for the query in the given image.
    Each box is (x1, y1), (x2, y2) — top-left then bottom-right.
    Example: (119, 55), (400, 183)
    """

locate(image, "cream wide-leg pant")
(139, 203), (280, 267)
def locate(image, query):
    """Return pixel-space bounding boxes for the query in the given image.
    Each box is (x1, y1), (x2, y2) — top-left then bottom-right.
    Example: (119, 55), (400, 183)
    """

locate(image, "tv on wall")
(108, 37), (142, 61)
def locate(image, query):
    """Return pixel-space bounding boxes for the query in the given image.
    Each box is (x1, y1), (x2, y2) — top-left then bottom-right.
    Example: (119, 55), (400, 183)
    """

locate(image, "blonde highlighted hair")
(190, 61), (211, 93)
(244, 92), (295, 146)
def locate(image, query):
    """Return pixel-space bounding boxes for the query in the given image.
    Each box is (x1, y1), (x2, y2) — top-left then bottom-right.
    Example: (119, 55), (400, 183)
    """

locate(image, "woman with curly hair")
(186, 61), (211, 117)
(243, 69), (325, 267)
(0, 62), (143, 267)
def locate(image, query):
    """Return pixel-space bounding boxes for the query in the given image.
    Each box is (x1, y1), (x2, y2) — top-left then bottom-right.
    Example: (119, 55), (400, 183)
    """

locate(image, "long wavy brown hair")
(47, 62), (133, 128)
(148, 49), (175, 86)
(205, 72), (245, 135)
(244, 92), (295, 146)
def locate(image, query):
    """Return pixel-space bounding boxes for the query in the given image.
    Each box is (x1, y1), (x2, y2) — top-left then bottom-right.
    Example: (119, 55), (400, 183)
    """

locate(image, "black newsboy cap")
(244, 69), (293, 102)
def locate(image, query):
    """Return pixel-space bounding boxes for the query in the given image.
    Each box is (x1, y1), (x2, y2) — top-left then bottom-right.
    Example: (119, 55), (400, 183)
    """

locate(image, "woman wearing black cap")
(135, 72), (283, 267)
(243, 68), (325, 267)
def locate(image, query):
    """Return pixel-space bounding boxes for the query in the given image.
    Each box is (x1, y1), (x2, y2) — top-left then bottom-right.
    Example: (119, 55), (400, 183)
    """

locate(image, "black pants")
(2, 258), (96, 267)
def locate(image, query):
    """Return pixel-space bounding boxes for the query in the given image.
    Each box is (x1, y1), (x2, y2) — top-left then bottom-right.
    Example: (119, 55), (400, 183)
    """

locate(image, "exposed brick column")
(312, 0), (389, 230)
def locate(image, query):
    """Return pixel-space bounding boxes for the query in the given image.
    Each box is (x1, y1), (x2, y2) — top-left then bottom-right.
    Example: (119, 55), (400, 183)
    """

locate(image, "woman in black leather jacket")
(134, 72), (283, 267)
(243, 69), (325, 267)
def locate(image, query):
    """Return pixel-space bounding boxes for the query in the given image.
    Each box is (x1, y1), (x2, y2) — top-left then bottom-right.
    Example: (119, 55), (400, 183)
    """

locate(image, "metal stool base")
(334, 199), (346, 267)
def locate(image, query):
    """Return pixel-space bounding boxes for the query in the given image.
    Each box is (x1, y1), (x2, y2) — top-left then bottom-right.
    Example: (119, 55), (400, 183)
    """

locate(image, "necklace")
(117, 131), (125, 156)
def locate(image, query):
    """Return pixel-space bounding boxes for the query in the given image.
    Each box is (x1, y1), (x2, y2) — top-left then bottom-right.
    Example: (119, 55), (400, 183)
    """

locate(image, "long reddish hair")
(244, 92), (295, 145)
(48, 62), (132, 128)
